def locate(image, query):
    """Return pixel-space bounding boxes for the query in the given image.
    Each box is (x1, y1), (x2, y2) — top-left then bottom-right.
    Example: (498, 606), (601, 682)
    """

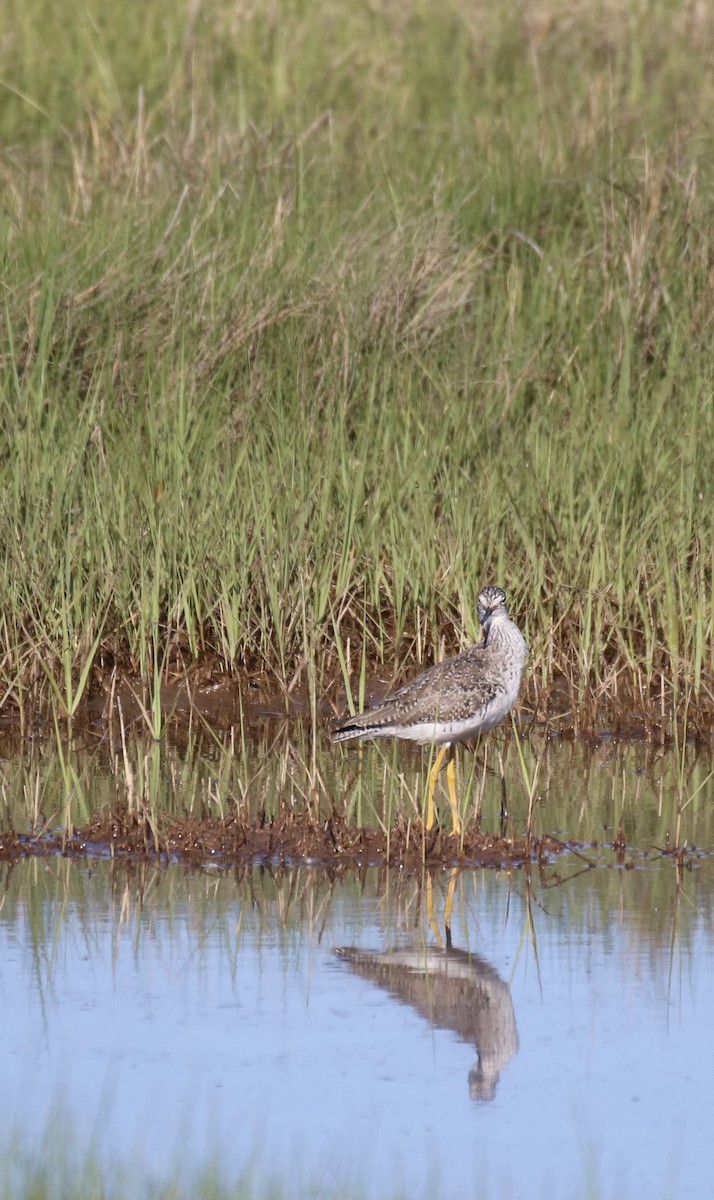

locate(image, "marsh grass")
(0, 1118), (381, 1200)
(0, 719), (710, 865)
(1, 0), (714, 737)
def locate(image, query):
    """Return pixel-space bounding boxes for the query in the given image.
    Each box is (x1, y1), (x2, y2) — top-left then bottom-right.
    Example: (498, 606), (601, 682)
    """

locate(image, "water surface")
(1, 804), (712, 1199)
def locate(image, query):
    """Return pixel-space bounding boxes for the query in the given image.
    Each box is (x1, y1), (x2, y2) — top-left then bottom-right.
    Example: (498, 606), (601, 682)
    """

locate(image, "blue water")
(1, 851), (712, 1200)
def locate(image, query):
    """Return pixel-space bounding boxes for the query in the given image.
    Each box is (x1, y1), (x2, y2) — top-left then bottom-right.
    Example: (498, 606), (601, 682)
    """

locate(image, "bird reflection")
(335, 874), (518, 1102)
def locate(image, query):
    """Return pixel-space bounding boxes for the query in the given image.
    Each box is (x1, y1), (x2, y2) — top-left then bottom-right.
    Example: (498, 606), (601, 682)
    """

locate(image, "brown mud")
(0, 662), (710, 872)
(0, 807), (571, 870)
(1, 656), (713, 744)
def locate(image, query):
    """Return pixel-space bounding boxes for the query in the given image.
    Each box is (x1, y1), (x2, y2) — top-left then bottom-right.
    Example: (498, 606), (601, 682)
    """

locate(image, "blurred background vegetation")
(1, 0), (712, 735)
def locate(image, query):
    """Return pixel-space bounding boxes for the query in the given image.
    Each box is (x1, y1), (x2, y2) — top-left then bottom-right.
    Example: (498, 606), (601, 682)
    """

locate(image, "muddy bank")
(0, 808), (571, 870)
(1, 660), (712, 744)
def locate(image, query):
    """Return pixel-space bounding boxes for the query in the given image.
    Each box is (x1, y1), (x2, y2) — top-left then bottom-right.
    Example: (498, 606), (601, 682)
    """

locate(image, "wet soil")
(1, 662), (710, 871)
(0, 808), (569, 871)
(2, 658), (713, 744)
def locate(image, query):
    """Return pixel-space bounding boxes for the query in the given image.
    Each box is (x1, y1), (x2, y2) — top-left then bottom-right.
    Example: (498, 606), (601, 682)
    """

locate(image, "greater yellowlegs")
(335, 939), (518, 1102)
(331, 584), (528, 834)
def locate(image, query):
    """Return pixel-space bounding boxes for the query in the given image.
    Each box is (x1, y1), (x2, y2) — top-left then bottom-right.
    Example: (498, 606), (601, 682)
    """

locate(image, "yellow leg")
(426, 872), (442, 945)
(426, 745), (449, 829)
(426, 867), (459, 948)
(444, 866), (458, 934)
(446, 756), (463, 837)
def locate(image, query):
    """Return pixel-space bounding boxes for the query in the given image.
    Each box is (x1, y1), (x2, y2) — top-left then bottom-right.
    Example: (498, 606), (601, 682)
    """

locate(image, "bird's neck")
(483, 615), (509, 645)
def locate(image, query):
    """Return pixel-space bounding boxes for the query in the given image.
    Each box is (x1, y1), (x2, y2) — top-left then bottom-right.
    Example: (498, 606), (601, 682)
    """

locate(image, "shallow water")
(1, 823), (713, 1197)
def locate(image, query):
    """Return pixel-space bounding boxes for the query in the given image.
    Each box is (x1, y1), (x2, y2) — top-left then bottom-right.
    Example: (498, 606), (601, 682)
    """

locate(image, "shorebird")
(334, 868), (518, 1103)
(335, 939), (518, 1102)
(331, 585), (528, 835)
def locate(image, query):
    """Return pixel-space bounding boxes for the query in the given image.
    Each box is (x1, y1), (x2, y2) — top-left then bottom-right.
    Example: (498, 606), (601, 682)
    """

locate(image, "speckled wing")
(331, 645), (501, 740)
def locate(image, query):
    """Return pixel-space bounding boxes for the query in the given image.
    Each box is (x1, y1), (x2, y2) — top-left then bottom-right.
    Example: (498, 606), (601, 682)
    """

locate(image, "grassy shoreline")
(1, 0), (713, 735)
